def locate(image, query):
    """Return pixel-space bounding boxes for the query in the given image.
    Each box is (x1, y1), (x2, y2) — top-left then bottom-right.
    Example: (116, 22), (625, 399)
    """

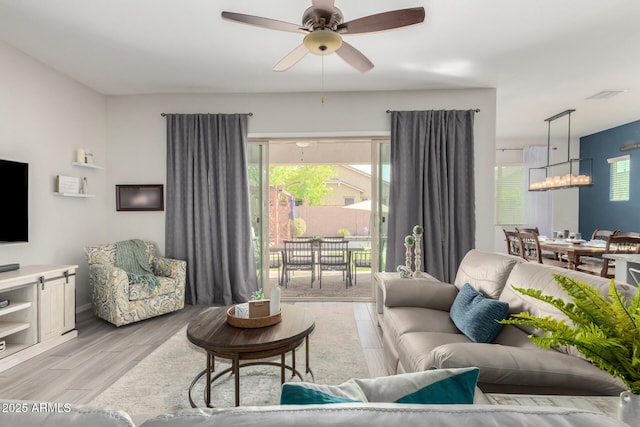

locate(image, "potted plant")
(501, 274), (640, 424)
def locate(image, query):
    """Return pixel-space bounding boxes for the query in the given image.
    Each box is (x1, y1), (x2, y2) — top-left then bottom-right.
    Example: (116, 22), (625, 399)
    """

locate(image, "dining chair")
(591, 229), (617, 241)
(503, 229), (521, 256)
(515, 226), (558, 260)
(282, 240), (315, 287)
(318, 240), (351, 288)
(517, 231), (566, 267)
(351, 249), (371, 285)
(577, 232), (640, 278)
(517, 227), (540, 235)
(575, 229), (618, 267)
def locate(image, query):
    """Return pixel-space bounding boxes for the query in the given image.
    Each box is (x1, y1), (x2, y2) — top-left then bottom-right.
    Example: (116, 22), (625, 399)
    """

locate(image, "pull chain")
(321, 54), (325, 105)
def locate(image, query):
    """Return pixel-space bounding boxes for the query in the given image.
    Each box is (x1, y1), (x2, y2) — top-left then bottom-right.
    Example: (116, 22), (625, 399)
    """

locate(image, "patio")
(268, 269), (374, 300)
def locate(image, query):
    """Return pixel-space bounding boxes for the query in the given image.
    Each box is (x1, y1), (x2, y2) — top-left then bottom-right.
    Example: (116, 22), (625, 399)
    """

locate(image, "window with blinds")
(495, 165), (524, 225)
(608, 155), (630, 202)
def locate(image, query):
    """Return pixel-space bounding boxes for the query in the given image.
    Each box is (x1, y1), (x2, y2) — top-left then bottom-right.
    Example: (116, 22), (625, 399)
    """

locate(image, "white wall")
(106, 89), (497, 255)
(0, 41), (108, 308)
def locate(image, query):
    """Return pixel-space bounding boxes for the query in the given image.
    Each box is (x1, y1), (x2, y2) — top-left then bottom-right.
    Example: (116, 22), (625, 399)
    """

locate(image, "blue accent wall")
(579, 120), (640, 237)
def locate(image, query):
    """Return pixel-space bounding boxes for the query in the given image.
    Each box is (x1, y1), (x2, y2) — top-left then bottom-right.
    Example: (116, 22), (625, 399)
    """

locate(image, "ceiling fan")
(221, 0), (425, 73)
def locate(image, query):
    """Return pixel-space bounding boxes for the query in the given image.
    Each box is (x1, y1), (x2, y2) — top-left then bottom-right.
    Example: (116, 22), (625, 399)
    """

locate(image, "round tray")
(226, 305), (282, 329)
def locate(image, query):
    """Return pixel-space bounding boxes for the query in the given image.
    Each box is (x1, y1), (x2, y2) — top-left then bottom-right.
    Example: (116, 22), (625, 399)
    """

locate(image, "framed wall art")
(116, 184), (164, 211)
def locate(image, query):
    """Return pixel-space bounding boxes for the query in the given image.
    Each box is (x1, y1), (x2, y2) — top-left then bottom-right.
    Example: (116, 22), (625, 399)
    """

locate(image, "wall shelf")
(71, 162), (103, 170)
(53, 192), (95, 198)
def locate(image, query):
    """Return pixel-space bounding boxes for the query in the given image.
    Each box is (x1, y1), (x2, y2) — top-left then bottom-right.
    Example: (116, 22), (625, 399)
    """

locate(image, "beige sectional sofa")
(376, 249), (637, 396)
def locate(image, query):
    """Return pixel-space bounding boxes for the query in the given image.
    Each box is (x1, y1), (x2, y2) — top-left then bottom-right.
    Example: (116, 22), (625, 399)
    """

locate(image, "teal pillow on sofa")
(281, 367), (479, 405)
(450, 283), (509, 343)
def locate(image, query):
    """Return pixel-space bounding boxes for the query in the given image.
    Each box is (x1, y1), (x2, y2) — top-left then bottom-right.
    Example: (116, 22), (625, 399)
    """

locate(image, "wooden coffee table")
(186, 304), (315, 407)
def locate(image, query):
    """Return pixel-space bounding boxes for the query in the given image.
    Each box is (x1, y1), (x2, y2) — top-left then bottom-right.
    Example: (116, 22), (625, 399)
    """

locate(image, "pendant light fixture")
(528, 109), (593, 191)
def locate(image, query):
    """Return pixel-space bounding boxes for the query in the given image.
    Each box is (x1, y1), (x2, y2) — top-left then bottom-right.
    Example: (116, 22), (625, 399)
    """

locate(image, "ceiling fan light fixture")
(303, 30), (342, 55)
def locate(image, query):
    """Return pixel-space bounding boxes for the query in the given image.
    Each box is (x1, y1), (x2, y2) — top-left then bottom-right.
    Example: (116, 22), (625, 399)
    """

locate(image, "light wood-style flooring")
(0, 302), (385, 405)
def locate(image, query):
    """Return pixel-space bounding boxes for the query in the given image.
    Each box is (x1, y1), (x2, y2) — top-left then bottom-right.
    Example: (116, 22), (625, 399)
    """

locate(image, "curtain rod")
(386, 109), (480, 113)
(160, 112), (253, 117)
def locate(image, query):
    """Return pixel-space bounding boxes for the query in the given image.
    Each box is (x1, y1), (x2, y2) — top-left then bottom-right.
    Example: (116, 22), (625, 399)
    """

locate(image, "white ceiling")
(1, 0), (639, 140)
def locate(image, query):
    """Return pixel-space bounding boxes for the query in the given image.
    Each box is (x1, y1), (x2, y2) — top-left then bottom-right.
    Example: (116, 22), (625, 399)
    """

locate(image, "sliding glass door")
(377, 141), (391, 272)
(249, 137), (389, 299)
(248, 142), (268, 293)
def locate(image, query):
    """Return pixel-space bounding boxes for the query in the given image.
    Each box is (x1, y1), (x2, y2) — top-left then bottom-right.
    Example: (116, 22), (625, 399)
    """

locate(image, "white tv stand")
(0, 265), (78, 372)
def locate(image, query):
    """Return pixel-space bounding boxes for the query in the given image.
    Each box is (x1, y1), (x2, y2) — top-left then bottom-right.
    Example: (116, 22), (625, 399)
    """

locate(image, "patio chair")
(269, 250), (283, 286)
(321, 236), (346, 242)
(318, 240), (351, 288)
(351, 249), (371, 285)
(282, 240), (315, 287)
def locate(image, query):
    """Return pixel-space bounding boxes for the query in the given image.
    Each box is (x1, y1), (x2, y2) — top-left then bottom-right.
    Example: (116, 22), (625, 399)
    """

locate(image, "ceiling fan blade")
(335, 41), (374, 73)
(221, 11), (306, 34)
(273, 44), (310, 72)
(338, 7), (425, 34)
(311, 0), (336, 12)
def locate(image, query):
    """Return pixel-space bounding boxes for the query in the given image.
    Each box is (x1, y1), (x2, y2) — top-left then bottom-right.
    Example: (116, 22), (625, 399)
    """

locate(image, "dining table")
(538, 240), (607, 270)
(269, 241), (367, 287)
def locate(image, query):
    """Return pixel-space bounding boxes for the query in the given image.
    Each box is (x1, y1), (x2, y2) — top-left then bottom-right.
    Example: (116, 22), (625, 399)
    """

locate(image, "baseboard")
(75, 303), (92, 313)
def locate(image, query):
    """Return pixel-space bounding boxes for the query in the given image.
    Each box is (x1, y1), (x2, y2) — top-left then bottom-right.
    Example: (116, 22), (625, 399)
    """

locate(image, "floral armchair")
(85, 241), (186, 327)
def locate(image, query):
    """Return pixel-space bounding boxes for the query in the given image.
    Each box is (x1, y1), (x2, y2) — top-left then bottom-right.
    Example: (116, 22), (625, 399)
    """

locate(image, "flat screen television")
(0, 159), (28, 243)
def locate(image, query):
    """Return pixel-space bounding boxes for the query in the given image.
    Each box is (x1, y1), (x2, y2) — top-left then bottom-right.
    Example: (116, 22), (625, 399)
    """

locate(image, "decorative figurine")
(412, 225), (424, 278)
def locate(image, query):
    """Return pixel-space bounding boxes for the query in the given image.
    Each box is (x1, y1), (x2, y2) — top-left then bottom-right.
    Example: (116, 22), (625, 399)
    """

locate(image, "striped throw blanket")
(115, 239), (160, 289)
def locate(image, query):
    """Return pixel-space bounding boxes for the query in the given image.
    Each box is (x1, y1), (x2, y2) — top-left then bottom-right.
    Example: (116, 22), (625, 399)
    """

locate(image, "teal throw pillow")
(280, 367), (479, 405)
(450, 283), (509, 343)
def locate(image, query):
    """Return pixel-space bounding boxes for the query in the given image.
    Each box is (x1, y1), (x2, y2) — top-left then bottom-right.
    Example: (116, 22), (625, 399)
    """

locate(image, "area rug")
(90, 305), (369, 419)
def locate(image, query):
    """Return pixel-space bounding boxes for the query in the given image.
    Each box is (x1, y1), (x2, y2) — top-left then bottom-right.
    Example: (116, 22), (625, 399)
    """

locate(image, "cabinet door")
(64, 275), (75, 332)
(39, 277), (66, 342)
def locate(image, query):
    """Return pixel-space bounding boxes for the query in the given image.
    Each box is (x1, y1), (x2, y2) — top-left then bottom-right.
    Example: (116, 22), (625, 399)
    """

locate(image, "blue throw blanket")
(115, 239), (160, 290)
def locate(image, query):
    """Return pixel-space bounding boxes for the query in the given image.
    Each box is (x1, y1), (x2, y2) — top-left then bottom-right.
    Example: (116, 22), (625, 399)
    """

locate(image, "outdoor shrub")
(338, 228), (352, 237)
(291, 218), (307, 237)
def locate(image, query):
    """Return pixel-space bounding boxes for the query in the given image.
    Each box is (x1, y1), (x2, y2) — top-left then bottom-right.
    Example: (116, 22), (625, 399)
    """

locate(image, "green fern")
(501, 274), (640, 394)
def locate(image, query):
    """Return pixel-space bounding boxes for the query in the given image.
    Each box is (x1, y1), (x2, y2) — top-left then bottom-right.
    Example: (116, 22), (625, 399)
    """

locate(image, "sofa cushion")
(450, 284), (509, 343)
(280, 368), (479, 405)
(397, 332), (471, 373)
(140, 404), (628, 427)
(382, 277), (458, 310)
(129, 276), (177, 301)
(0, 399), (135, 427)
(383, 307), (461, 344)
(426, 342), (626, 395)
(454, 250), (523, 298)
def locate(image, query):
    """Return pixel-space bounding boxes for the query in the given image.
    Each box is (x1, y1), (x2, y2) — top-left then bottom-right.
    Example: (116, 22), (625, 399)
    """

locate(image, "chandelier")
(528, 109), (593, 191)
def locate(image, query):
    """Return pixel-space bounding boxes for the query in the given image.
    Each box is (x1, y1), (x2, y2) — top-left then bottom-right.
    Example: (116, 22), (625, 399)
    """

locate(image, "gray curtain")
(165, 113), (258, 305)
(386, 110), (476, 282)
